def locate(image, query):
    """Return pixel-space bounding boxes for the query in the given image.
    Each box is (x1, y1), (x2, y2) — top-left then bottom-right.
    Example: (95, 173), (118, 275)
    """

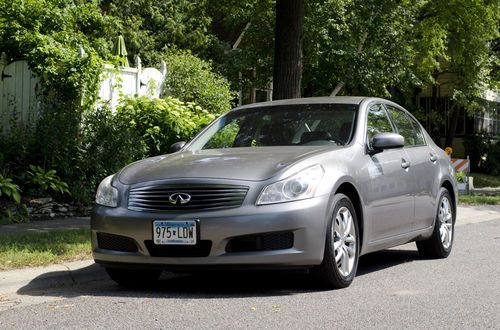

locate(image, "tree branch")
(330, 31), (368, 97)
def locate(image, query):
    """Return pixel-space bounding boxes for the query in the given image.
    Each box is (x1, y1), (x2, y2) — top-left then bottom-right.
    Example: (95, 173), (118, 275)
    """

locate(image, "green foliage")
(115, 96), (215, 156)
(413, 0), (499, 111)
(0, 174), (21, 204)
(0, 204), (29, 225)
(74, 105), (145, 203)
(163, 51), (237, 114)
(206, 0), (275, 92)
(26, 165), (70, 195)
(205, 122), (240, 149)
(0, 0), (117, 203)
(464, 134), (500, 175)
(470, 173), (500, 188)
(101, 0), (213, 66)
(455, 170), (467, 184)
(303, 0), (422, 97)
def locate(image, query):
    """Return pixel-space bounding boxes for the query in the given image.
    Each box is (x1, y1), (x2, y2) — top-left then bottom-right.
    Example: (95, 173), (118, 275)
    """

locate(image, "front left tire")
(313, 193), (360, 289)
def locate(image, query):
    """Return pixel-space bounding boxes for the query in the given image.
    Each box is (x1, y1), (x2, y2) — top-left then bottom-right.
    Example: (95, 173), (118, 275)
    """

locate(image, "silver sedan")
(92, 97), (457, 288)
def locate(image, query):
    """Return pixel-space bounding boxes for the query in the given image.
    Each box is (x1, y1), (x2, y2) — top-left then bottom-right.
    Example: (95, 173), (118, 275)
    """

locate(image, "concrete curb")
(0, 260), (104, 295)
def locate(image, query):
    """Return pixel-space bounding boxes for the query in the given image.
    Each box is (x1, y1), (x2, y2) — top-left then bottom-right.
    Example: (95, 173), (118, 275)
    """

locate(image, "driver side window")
(366, 104), (394, 149)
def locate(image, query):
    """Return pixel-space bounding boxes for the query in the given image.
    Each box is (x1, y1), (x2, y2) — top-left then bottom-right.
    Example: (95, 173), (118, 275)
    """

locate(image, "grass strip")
(0, 229), (91, 270)
(459, 195), (500, 205)
(470, 173), (500, 188)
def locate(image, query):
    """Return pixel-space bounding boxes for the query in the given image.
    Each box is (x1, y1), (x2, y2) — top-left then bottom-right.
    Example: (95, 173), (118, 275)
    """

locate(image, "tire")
(313, 193), (360, 289)
(105, 267), (162, 287)
(416, 188), (455, 259)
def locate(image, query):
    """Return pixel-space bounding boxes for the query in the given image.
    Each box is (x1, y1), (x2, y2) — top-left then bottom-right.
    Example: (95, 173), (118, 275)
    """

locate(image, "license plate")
(153, 220), (197, 245)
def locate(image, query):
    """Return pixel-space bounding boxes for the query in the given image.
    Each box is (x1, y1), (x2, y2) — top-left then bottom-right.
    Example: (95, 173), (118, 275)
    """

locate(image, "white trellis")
(0, 52), (167, 134)
(98, 56), (167, 111)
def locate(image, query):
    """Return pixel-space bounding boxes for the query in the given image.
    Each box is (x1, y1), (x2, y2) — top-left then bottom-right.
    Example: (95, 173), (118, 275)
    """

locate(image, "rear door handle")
(401, 158), (411, 169)
(430, 153), (437, 162)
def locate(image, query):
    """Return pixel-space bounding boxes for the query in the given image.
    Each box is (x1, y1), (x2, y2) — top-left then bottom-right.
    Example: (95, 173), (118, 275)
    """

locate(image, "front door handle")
(430, 153), (437, 162)
(401, 158), (411, 169)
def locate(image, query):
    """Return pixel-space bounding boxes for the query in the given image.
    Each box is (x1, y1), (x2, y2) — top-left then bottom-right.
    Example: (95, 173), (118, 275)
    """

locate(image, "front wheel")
(416, 188), (455, 259)
(313, 193), (360, 289)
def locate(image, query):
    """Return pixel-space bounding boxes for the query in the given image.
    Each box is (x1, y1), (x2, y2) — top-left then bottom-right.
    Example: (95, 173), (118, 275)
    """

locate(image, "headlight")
(95, 175), (119, 207)
(257, 164), (324, 205)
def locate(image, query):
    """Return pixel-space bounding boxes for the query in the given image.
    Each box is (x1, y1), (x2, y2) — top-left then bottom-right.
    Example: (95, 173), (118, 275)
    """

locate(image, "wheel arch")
(441, 179), (457, 218)
(334, 181), (364, 253)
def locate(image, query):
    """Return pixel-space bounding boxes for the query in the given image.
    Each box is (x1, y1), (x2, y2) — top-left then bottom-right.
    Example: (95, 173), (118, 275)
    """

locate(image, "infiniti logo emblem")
(168, 192), (192, 205)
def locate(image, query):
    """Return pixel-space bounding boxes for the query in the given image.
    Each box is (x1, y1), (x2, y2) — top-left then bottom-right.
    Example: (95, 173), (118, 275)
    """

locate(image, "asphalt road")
(0, 219), (499, 329)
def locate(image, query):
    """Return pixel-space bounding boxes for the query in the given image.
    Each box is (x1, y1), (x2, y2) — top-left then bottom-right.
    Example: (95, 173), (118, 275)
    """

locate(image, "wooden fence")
(0, 53), (166, 134)
(0, 56), (40, 134)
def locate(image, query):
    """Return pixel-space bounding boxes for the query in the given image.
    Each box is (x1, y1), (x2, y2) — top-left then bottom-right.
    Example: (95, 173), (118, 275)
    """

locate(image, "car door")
(385, 105), (438, 231)
(364, 104), (414, 242)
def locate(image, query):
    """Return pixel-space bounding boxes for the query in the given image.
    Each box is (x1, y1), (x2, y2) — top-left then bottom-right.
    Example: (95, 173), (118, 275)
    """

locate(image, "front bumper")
(91, 194), (331, 268)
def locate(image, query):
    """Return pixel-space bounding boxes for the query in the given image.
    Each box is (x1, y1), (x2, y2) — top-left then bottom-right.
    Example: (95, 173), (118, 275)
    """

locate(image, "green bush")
(26, 165), (70, 196)
(115, 96), (215, 156)
(72, 105), (145, 204)
(464, 133), (500, 175)
(0, 174), (21, 204)
(455, 170), (467, 183)
(162, 51), (237, 114)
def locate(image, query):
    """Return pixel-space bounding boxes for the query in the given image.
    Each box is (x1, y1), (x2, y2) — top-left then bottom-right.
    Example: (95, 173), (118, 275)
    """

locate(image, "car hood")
(118, 146), (337, 184)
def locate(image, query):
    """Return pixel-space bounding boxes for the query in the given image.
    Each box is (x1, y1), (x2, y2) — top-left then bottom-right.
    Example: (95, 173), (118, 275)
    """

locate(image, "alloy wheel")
(439, 196), (453, 249)
(333, 206), (357, 277)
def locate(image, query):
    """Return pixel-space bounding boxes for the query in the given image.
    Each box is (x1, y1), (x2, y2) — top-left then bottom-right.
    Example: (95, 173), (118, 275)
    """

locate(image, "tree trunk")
(445, 105), (460, 149)
(272, 0), (304, 100)
(429, 69), (442, 146)
(430, 82), (441, 146)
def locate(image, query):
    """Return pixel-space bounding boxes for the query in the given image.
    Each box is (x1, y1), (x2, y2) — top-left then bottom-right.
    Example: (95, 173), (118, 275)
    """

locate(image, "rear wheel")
(105, 267), (162, 287)
(313, 193), (359, 289)
(417, 188), (455, 258)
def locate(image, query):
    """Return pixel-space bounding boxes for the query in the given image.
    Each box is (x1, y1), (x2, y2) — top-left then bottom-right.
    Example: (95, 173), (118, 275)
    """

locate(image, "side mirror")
(169, 141), (186, 153)
(372, 133), (404, 150)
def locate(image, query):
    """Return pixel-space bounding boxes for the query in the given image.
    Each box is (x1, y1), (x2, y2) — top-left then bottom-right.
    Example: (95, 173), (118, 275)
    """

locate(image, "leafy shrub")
(464, 133), (500, 175)
(26, 165), (70, 195)
(73, 105), (145, 204)
(115, 96), (215, 156)
(455, 170), (467, 183)
(162, 51), (237, 114)
(0, 174), (21, 204)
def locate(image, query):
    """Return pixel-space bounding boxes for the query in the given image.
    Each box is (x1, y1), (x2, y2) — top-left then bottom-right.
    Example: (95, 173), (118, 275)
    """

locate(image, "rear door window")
(385, 105), (425, 147)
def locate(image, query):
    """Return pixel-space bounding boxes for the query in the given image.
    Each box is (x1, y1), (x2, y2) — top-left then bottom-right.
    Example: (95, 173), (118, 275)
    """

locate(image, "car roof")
(233, 96), (368, 111)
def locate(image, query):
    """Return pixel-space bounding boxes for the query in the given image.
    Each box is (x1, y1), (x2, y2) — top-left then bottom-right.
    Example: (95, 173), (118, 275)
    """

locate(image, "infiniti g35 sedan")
(92, 97), (457, 288)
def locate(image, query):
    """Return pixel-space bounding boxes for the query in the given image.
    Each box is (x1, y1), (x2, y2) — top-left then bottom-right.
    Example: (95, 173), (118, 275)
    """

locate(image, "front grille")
(128, 184), (249, 212)
(226, 232), (294, 253)
(97, 233), (138, 252)
(144, 240), (212, 257)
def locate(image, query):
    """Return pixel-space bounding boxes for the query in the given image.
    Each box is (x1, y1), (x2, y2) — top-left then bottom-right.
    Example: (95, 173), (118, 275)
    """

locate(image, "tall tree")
(303, 0), (422, 97)
(100, 0), (213, 66)
(272, 0), (304, 100)
(413, 0), (499, 147)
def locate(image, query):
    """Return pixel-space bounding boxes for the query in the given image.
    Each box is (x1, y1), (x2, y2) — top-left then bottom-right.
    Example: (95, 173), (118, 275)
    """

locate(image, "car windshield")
(188, 103), (358, 150)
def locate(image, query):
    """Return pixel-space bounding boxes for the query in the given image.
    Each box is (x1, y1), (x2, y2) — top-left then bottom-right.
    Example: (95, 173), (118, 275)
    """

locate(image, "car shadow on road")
(16, 248), (422, 299)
